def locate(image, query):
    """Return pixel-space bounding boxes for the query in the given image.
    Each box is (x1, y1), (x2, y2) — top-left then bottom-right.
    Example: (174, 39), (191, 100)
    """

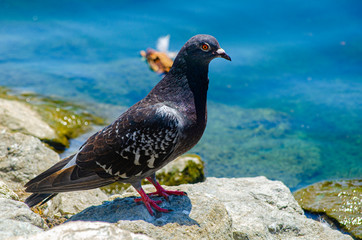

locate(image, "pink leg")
(134, 187), (170, 216)
(144, 176), (186, 200)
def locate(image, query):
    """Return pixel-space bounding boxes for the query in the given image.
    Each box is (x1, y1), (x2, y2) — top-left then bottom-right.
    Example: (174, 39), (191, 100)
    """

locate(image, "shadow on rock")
(67, 195), (199, 227)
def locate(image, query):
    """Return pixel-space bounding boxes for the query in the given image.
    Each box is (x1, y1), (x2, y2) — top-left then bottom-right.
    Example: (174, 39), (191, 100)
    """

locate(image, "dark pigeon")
(24, 34), (231, 215)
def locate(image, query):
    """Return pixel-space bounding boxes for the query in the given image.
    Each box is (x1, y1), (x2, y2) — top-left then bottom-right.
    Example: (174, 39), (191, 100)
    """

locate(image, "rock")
(0, 127), (60, 189)
(0, 198), (46, 240)
(0, 98), (59, 142)
(0, 87), (105, 150)
(0, 180), (19, 200)
(294, 179), (361, 239)
(0, 220), (43, 240)
(69, 186), (233, 240)
(7, 221), (154, 240)
(101, 154), (205, 195)
(156, 154), (205, 186)
(115, 194), (232, 240)
(0, 198), (46, 229)
(68, 177), (351, 240)
(45, 189), (109, 217)
(171, 177), (351, 240)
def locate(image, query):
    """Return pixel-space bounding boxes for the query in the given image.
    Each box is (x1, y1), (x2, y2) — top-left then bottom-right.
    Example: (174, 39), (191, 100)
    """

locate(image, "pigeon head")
(183, 34), (231, 64)
(172, 34), (231, 69)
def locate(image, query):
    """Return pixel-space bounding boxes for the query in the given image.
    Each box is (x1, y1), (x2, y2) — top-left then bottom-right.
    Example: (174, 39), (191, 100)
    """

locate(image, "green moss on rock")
(0, 86), (104, 150)
(293, 179), (362, 239)
(32, 99), (104, 149)
(156, 154), (205, 186)
(101, 183), (131, 195)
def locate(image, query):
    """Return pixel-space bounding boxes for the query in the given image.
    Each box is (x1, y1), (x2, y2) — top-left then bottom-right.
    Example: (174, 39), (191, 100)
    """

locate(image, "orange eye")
(201, 43), (209, 51)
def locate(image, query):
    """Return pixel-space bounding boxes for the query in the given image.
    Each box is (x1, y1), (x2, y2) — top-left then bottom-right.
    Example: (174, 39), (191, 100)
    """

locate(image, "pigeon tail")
(25, 154), (76, 188)
(24, 154), (116, 207)
(25, 193), (58, 208)
(25, 165), (116, 193)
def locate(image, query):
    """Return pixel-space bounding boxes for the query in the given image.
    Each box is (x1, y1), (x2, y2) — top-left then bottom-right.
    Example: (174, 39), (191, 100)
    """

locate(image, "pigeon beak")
(216, 48), (231, 61)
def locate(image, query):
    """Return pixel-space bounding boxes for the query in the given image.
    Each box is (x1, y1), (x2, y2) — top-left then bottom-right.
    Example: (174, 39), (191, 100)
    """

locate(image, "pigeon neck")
(170, 53), (210, 90)
(164, 56), (209, 126)
(186, 62), (209, 126)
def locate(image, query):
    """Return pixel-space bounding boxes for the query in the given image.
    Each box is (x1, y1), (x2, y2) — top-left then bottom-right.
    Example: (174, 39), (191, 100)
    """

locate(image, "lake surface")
(1, 0), (361, 189)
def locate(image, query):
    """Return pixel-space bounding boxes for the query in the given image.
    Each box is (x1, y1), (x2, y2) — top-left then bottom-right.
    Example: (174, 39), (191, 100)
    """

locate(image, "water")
(0, 0), (361, 189)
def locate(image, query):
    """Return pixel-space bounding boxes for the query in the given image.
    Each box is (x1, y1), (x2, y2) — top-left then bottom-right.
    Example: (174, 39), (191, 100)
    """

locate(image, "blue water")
(0, 0), (361, 189)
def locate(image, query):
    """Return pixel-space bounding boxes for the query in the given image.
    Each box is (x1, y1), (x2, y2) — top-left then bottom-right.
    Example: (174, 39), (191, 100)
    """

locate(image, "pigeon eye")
(201, 43), (210, 51)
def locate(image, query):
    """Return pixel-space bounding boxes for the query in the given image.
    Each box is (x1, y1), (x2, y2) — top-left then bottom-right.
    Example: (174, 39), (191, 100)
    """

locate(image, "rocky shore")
(0, 87), (104, 150)
(0, 177), (353, 240)
(0, 89), (357, 240)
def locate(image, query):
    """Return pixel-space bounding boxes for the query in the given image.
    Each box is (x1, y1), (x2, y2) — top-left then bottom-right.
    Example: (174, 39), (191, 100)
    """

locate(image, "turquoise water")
(0, 0), (361, 189)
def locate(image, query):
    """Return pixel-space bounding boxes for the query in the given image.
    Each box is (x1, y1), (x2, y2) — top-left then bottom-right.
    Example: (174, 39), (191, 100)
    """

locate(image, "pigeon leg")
(145, 173), (187, 200)
(132, 182), (169, 215)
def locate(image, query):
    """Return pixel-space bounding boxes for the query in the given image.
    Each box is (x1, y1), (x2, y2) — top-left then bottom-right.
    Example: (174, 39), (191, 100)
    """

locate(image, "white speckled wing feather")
(75, 104), (183, 181)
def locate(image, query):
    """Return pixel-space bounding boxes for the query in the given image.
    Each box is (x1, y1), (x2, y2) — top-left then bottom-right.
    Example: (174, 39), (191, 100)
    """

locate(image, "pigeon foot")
(146, 176), (187, 201)
(134, 187), (170, 215)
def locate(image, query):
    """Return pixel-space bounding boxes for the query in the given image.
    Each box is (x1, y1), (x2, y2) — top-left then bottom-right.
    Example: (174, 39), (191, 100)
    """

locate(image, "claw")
(135, 188), (170, 216)
(146, 176), (187, 200)
(134, 197), (162, 204)
(133, 176), (187, 216)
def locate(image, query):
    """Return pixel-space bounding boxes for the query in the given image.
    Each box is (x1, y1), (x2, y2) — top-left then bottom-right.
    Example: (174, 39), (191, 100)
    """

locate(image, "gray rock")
(45, 189), (109, 217)
(3, 177), (351, 240)
(68, 177), (351, 240)
(180, 177), (352, 240)
(7, 221), (154, 240)
(0, 198), (46, 240)
(0, 198), (46, 229)
(0, 180), (19, 200)
(115, 193), (233, 240)
(0, 220), (42, 240)
(0, 127), (60, 189)
(0, 98), (58, 141)
(68, 184), (233, 239)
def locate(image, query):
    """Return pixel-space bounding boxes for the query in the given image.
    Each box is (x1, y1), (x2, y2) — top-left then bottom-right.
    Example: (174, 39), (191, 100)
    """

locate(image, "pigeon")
(24, 34), (231, 215)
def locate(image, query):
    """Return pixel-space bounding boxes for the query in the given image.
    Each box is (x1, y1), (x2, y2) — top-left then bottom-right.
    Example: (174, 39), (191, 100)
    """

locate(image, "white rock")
(177, 177), (352, 240)
(3, 177), (352, 240)
(74, 177), (351, 240)
(45, 189), (109, 217)
(0, 98), (58, 140)
(0, 127), (60, 189)
(0, 198), (46, 240)
(0, 180), (19, 200)
(0, 220), (42, 240)
(69, 187), (233, 240)
(7, 221), (154, 240)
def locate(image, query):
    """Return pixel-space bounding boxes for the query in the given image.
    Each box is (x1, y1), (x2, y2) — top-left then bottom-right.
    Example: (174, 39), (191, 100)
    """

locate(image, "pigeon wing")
(76, 104), (182, 180)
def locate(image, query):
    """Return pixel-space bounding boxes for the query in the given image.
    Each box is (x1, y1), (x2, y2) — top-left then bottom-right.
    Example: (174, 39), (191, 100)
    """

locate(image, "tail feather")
(24, 154), (116, 207)
(25, 165), (116, 193)
(25, 154), (75, 188)
(25, 193), (58, 208)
